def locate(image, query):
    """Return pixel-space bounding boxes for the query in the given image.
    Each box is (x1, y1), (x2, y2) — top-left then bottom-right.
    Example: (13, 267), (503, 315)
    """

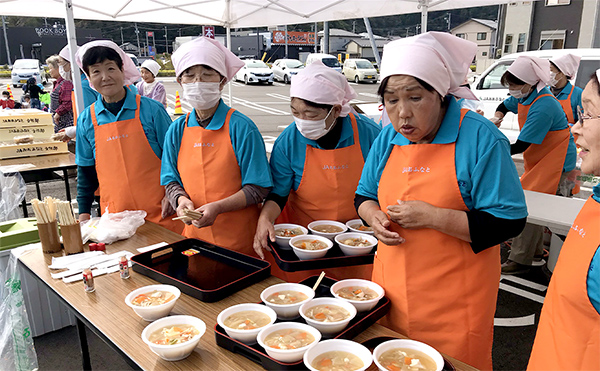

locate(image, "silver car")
(271, 59), (305, 84)
(11, 59), (47, 87)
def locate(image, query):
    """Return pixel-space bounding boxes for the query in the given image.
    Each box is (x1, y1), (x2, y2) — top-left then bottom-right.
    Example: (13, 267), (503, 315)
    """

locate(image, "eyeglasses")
(577, 105), (600, 126)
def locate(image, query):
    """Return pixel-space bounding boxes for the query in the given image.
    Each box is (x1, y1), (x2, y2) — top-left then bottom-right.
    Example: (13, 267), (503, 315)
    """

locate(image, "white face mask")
(549, 72), (561, 87)
(509, 86), (529, 99)
(294, 108), (334, 140)
(182, 81), (222, 111)
(59, 64), (72, 81)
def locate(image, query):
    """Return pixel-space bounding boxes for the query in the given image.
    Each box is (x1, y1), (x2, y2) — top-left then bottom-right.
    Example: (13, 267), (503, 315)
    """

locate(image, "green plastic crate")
(0, 218), (40, 251)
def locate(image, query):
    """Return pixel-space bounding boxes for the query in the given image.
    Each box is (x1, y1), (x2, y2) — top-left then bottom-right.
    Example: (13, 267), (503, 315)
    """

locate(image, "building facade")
(451, 18), (498, 73)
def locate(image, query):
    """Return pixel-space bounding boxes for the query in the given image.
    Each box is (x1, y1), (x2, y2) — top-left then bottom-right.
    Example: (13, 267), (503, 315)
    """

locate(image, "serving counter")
(18, 222), (478, 371)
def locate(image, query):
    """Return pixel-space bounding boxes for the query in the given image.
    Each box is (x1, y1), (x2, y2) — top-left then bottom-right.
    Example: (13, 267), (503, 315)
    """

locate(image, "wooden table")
(18, 223), (478, 371)
(0, 153), (76, 217)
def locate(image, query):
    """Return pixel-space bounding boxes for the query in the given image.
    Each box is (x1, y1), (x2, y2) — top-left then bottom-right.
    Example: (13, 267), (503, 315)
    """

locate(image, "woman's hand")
(53, 113), (60, 124)
(79, 213), (91, 223)
(253, 216), (275, 259)
(387, 200), (437, 230)
(176, 196), (195, 225)
(192, 202), (222, 228)
(358, 200), (405, 246)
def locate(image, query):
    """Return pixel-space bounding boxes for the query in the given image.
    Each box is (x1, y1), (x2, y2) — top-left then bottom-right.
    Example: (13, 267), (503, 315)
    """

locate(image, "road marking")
(349, 99), (367, 104)
(499, 283), (545, 304)
(359, 92), (380, 98)
(273, 82), (287, 87)
(266, 93), (290, 101)
(222, 94), (289, 115)
(501, 275), (547, 292)
(494, 314), (536, 327)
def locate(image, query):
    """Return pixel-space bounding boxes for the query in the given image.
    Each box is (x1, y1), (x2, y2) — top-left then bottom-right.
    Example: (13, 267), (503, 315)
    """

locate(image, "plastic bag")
(81, 208), (147, 244)
(0, 170), (27, 222)
(0, 244), (39, 371)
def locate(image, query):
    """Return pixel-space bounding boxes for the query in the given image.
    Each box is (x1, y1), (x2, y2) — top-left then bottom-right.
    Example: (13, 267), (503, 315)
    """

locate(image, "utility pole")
(256, 27), (260, 59)
(447, 12), (452, 32)
(314, 22), (318, 52)
(120, 26), (124, 45)
(363, 18), (381, 69)
(152, 32), (156, 55)
(134, 23), (141, 56)
(145, 30), (150, 57)
(164, 25), (168, 54)
(323, 21), (329, 54)
(2, 16), (11, 65)
(284, 25), (288, 58)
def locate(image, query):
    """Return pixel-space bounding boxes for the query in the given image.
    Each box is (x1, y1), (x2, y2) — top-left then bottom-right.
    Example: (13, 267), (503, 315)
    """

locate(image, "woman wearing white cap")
(74, 40), (180, 233)
(252, 61), (381, 281)
(528, 70), (600, 370)
(549, 53), (583, 125)
(491, 56), (577, 275)
(136, 60), (167, 108)
(355, 32), (527, 369)
(161, 37), (272, 256)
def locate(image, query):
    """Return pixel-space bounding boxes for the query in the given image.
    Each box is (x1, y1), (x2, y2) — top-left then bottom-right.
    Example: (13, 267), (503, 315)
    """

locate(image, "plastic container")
(335, 233), (378, 256)
(372, 339), (444, 371)
(300, 297), (357, 336)
(260, 282), (315, 320)
(125, 284), (181, 321)
(307, 220), (348, 241)
(330, 279), (385, 312)
(273, 223), (308, 249)
(217, 303), (277, 344)
(304, 339), (372, 371)
(256, 322), (321, 363)
(345, 219), (374, 235)
(289, 235), (333, 260)
(141, 315), (206, 361)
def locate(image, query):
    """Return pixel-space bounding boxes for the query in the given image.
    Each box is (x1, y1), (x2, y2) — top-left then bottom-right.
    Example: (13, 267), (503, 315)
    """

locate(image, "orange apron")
(528, 196), (600, 370)
(374, 109), (499, 370)
(270, 113), (372, 282)
(71, 91), (77, 125)
(517, 94), (570, 194)
(177, 110), (260, 257)
(92, 95), (181, 233)
(556, 85), (581, 194)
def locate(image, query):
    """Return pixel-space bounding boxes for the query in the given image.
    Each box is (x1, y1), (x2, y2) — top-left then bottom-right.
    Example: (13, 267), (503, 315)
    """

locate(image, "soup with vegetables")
(263, 328), (315, 350)
(305, 304), (350, 322)
(378, 348), (437, 371)
(131, 290), (176, 307)
(312, 225), (344, 233)
(350, 224), (373, 232)
(293, 239), (328, 250)
(335, 286), (379, 301)
(339, 237), (372, 247)
(275, 228), (305, 237)
(148, 324), (199, 345)
(266, 290), (308, 305)
(223, 310), (271, 330)
(312, 351), (364, 371)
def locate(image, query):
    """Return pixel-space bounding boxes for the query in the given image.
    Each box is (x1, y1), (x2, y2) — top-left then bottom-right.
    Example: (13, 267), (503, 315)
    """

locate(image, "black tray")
(131, 238), (270, 303)
(214, 275), (391, 371)
(268, 239), (376, 272)
(362, 336), (456, 371)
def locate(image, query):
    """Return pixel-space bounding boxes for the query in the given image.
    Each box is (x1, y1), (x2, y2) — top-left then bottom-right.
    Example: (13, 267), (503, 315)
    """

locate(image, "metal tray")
(268, 239), (376, 272)
(131, 238), (270, 303)
(214, 275), (391, 370)
(361, 336), (456, 371)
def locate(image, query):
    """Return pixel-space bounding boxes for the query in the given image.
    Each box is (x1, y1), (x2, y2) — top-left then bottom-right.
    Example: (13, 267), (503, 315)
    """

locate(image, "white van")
(305, 53), (342, 73)
(472, 49), (600, 142)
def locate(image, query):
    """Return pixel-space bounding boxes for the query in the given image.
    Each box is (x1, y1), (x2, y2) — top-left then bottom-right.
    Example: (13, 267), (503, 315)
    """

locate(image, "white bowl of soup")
(217, 303), (277, 344)
(335, 233), (378, 256)
(373, 339), (444, 371)
(274, 223), (309, 249)
(331, 279), (385, 312)
(300, 297), (357, 335)
(141, 315), (206, 361)
(257, 322), (321, 363)
(308, 220), (348, 241)
(304, 339), (373, 371)
(345, 219), (375, 235)
(125, 284), (181, 321)
(290, 235), (334, 260)
(260, 283), (316, 320)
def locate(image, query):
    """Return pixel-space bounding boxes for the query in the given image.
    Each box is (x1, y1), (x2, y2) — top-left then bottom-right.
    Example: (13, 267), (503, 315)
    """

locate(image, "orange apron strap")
(71, 90), (77, 126)
(90, 103), (98, 127)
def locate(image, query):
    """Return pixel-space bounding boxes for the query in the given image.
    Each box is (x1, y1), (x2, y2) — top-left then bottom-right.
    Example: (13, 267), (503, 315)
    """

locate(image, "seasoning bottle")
(89, 243), (97, 251)
(83, 268), (95, 293)
(96, 243), (106, 252)
(119, 255), (130, 279)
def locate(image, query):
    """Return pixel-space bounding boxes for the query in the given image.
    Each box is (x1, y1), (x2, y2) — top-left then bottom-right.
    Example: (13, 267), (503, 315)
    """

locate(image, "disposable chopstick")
(312, 271), (326, 291)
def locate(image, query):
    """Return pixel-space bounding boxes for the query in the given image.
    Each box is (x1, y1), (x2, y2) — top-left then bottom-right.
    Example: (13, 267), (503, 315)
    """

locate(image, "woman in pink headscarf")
(252, 61), (381, 281)
(161, 37), (272, 256)
(355, 32), (527, 370)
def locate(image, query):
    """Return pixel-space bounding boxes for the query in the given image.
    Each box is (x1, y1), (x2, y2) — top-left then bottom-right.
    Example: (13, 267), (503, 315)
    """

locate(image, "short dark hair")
(2, 91), (9, 96)
(82, 46), (123, 75)
(500, 71), (526, 87)
(377, 76), (438, 105)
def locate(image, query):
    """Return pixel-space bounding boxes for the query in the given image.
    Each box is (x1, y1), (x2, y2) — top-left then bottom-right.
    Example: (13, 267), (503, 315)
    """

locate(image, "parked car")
(473, 48), (600, 143)
(235, 60), (274, 85)
(305, 53), (342, 73)
(11, 59), (47, 87)
(271, 59), (304, 84)
(342, 58), (378, 83)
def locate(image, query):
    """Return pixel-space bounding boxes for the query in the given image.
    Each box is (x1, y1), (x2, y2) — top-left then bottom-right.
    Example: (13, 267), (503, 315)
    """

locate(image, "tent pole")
(419, 0), (428, 33)
(63, 0), (83, 117)
(363, 18), (381, 69)
(226, 0), (232, 106)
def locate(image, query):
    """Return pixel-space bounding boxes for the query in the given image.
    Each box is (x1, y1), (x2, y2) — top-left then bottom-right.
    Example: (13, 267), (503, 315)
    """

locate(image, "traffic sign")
(203, 26), (215, 39)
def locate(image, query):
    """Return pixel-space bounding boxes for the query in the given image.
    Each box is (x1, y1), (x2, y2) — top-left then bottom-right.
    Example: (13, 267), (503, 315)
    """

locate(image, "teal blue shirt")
(270, 113), (381, 197)
(80, 73), (99, 108)
(357, 97), (528, 220)
(502, 86), (576, 173)
(587, 184), (600, 314)
(553, 81), (583, 124)
(160, 99), (273, 189)
(75, 87), (172, 166)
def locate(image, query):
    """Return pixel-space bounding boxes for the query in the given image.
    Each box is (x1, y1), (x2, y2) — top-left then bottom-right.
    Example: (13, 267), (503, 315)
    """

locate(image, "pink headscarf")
(59, 44), (78, 62)
(380, 32), (477, 100)
(507, 55), (550, 92)
(550, 53), (581, 79)
(171, 37), (244, 82)
(75, 40), (140, 90)
(290, 60), (357, 117)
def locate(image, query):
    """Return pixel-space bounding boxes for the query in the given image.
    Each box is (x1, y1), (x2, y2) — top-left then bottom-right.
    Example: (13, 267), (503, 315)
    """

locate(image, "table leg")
(63, 169), (72, 201)
(76, 318), (92, 371)
(35, 181), (42, 200)
(22, 198), (28, 217)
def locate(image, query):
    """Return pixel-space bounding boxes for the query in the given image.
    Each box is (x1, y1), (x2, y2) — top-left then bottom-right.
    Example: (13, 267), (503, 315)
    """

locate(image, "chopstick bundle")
(31, 197), (59, 224)
(172, 208), (203, 222)
(57, 201), (77, 226)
